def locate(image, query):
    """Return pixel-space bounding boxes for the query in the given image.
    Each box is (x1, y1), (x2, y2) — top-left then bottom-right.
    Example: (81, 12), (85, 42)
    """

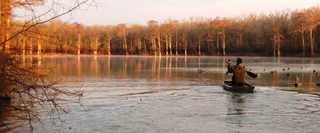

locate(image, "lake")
(9, 55), (320, 133)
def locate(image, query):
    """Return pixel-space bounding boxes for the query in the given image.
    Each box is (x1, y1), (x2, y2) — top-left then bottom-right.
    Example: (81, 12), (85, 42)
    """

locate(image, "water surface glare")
(13, 55), (320, 133)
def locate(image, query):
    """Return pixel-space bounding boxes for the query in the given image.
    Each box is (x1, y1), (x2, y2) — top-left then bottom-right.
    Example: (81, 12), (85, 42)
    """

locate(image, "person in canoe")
(226, 58), (246, 85)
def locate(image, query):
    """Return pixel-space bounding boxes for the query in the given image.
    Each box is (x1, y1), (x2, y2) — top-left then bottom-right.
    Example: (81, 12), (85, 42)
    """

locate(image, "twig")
(0, 0), (89, 46)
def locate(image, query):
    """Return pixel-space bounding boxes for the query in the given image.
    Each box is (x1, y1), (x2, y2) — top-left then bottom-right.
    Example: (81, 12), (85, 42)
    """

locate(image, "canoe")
(223, 81), (255, 93)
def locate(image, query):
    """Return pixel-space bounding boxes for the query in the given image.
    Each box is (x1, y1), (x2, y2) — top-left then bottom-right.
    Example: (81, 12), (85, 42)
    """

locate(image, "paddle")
(246, 71), (258, 78)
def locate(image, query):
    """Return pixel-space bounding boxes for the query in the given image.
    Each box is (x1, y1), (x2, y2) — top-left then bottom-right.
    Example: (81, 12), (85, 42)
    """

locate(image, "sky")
(15, 0), (320, 25)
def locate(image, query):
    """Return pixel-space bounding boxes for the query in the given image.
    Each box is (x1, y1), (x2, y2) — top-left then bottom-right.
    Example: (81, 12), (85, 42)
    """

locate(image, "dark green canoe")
(223, 81), (255, 93)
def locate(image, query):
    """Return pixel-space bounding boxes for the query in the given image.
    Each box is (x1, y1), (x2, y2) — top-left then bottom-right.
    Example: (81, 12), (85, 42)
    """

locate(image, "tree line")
(3, 6), (320, 57)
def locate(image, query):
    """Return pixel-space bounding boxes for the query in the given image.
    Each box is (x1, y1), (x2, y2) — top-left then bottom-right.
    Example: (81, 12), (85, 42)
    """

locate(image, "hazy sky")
(18, 0), (320, 25)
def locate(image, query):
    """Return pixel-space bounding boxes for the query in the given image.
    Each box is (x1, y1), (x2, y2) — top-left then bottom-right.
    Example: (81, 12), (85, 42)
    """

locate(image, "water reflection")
(19, 55), (320, 94)
(225, 92), (256, 133)
(225, 93), (247, 130)
(226, 94), (247, 116)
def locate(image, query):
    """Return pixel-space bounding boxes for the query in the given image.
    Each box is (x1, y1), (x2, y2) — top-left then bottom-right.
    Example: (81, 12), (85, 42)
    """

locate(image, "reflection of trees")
(227, 94), (246, 115)
(77, 55), (81, 78)
(93, 55), (99, 79)
(307, 59), (316, 90)
(105, 56), (110, 79)
(33, 56), (320, 93)
(168, 56), (172, 78)
(221, 57), (226, 82)
(156, 57), (161, 80)
(271, 71), (280, 87)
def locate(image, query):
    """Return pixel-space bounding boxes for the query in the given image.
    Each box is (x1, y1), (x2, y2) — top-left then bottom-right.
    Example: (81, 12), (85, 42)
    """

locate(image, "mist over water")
(10, 55), (320, 132)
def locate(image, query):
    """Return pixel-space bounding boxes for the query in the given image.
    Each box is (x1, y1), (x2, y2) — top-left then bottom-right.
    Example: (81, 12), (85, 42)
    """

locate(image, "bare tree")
(304, 7), (320, 57)
(148, 20), (161, 56)
(271, 21), (284, 57)
(104, 27), (113, 55)
(116, 24), (128, 55)
(292, 11), (307, 56)
(214, 19), (230, 56)
(0, 0), (91, 132)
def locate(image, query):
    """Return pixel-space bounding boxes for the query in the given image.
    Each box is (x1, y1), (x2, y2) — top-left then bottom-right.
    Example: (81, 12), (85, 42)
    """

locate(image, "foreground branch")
(0, 0), (89, 47)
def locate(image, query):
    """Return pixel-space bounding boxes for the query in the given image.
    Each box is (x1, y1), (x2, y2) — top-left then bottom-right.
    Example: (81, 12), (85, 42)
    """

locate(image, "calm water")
(9, 55), (320, 132)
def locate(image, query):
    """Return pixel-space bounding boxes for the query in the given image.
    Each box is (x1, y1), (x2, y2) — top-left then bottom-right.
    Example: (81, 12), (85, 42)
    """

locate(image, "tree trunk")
(169, 35), (172, 56)
(1, 0), (11, 51)
(151, 38), (156, 56)
(216, 33), (220, 55)
(94, 37), (98, 55)
(30, 38), (33, 55)
(309, 29), (314, 57)
(22, 36), (26, 55)
(130, 39), (133, 54)
(143, 39), (147, 55)
(4, 32), (10, 52)
(222, 31), (226, 56)
(184, 39), (188, 56)
(124, 36), (128, 55)
(277, 34), (281, 57)
(63, 40), (67, 54)
(301, 32), (305, 56)
(238, 33), (243, 47)
(157, 35), (161, 56)
(106, 38), (111, 55)
(175, 32), (178, 56)
(273, 35), (276, 57)
(198, 39), (201, 56)
(37, 35), (42, 55)
(137, 38), (142, 54)
(77, 33), (81, 54)
(207, 39), (210, 54)
(165, 35), (168, 56)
